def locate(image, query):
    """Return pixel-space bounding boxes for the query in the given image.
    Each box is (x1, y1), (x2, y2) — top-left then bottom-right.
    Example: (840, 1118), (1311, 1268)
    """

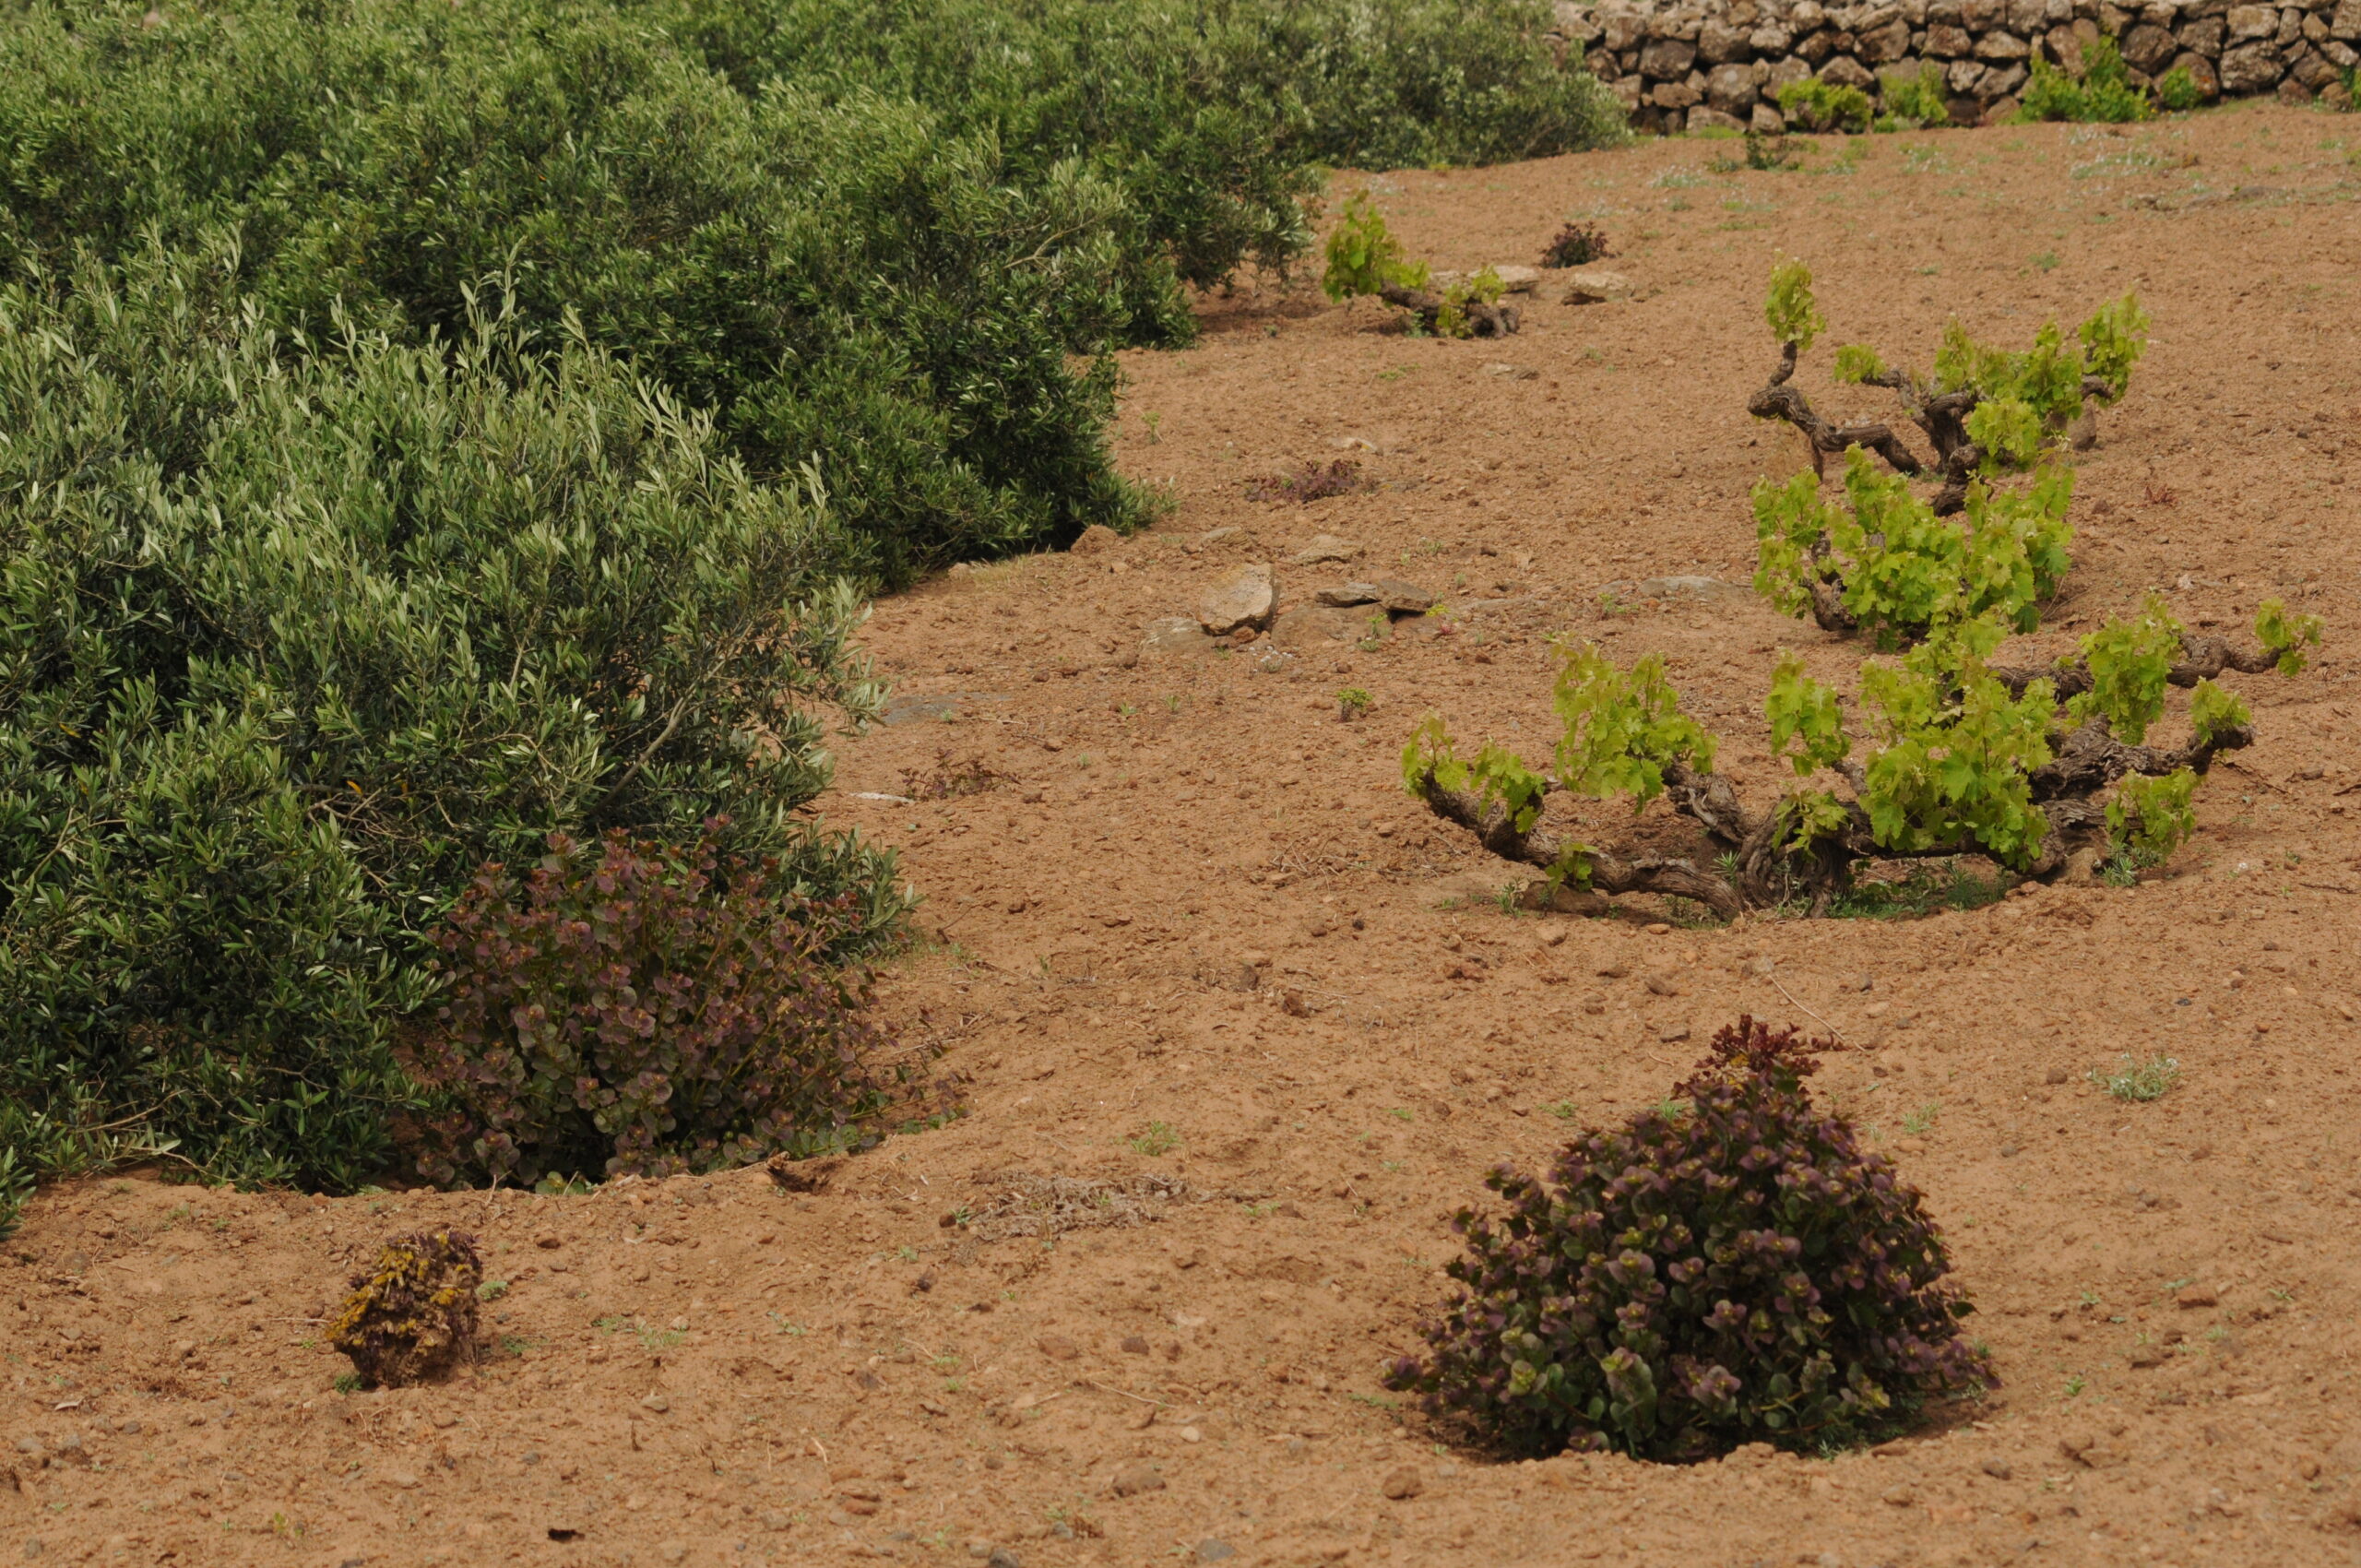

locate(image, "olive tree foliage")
(0, 244), (903, 1191)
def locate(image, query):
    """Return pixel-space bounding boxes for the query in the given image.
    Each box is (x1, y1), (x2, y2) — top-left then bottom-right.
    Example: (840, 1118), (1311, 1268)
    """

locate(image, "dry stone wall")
(1544, 0), (2361, 132)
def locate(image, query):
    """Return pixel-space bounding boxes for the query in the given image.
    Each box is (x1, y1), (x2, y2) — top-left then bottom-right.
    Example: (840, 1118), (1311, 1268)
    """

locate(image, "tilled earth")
(7, 101), (2361, 1568)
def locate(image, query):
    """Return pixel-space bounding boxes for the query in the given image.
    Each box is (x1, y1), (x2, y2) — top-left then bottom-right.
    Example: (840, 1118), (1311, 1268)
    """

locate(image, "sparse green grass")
(1819, 861), (2010, 921)
(1126, 1121), (1180, 1157)
(2091, 1054), (2180, 1102)
(1902, 1102), (1940, 1135)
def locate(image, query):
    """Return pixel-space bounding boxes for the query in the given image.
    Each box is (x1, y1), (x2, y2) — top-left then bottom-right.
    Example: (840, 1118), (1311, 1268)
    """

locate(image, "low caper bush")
(1386, 1018), (1990, 1459)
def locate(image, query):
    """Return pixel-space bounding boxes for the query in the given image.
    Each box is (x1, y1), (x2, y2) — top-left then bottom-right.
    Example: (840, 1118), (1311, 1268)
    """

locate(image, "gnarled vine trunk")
(1407, 707), (2254, 920)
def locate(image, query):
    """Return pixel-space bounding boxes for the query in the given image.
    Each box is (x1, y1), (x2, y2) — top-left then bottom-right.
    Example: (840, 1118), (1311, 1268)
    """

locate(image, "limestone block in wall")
(1975, 28), (2034, 54)
(1792, 1), (1831, 27)
(1609, 75), (1646, 110)
(1700, 18), (1755, 59)
(2290, 39), (2343, 75)
(1859, 16), (1916, 56)
(1640, 35), (1700, 75)
(1926, 0), (1964, 22)
(2225, 3), (2277, 37)
(1925, 19), (1974, 48)
(1652, 76), (1705, 105)
(1753, 100), (1789, 129)
(2177, 13), (2226, 48)
(2329, 36), (2361, 63)
(2007, 0), (2047, 30)
(1986, 58), (2032, 89)
(2141, 0), (2182, 20)
(2302, 10), (2330, 39)
(1877, 55), (1936, 90)
(1963, 0), (2006, 26)
(2335, 0), (2361, 40)
(2275, 5), (2306, 42)
(2217, 37), (2287, 82)
(1690, 105), (1750, 129)
(2168, 47), (2224, 89)
(1604, 11), (1648, 52)
(1821, 52), (1880, 83)
(1796, 26), (1838, 56)
(1948, 53), (1988, 86)
(2045, 21), (2087, 65)
(1706, 59), (1764, 106)
(2121, 19), (2182, 63)
(1765, 53), (1817, 88)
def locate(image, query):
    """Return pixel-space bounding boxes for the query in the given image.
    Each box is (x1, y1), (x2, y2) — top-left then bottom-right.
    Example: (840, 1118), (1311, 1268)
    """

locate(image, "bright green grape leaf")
(1403, 713), (1465, 793)
(1466, 742), (1549, 833)
(2067, 593), (2181, 743)
(2009, 322), (2085, 428)
(1781, 788), (1854, 852)
(1964, 396), (2044, 472)
(1323, 191), (1428, 303)
(1765, 258), (1823, 352)
(1765, 651), (1850, 777)
(1858, 651), (2056, 868)
(1751, 472), (1833, 620)
(2187, 679), (2250, 747)
(1551, 642), (1717, 811)
(2253, 598), (2323, 676)
(2077, 293), (2149, 404)
(1832, 344), (1887, 384)
(2106, 767), (2198, 859)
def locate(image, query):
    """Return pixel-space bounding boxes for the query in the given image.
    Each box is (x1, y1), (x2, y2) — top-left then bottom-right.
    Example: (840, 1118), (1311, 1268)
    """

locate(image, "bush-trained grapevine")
(1384, 1017), (1990, 1459)
(1324, 194), (1520, 339)
(1750, 260), (2147, 508)
(1754, 451), (2075, 645)
(1403, 600), (2311, 916)
(1748, 260), (2146, 645)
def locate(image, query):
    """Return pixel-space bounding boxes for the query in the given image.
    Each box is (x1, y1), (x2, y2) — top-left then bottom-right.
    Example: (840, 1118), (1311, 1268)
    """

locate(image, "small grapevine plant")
(1403, 600), (2312, 915)
(1748, 259), (2147, 645)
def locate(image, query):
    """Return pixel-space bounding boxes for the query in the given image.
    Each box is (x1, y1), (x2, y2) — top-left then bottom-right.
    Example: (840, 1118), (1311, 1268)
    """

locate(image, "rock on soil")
(1139, 615), (1216, 657)
(1288, 533), (1361, 564)
(1560, 268), (1632, 304)
(1197, 563), (1277, 635)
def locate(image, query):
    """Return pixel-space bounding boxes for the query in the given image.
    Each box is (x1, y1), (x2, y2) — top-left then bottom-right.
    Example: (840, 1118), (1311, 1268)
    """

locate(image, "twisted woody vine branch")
(1747, 261), (2148, 648)
(1403, 600), (2318, 919)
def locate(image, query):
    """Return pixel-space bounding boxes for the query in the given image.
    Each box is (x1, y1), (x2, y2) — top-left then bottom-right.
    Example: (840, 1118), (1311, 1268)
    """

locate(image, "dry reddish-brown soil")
(8, 101), (2361, 1568)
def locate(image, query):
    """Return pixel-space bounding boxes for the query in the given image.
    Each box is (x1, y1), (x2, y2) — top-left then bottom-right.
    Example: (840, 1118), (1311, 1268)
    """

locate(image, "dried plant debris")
(900, 749), (1015, 801)
(326, 1228), (482, 1388)
(766, 1152), (849, 1194)
(950, 1171), (1197, 1241)
(1245, 459), (1373, 505)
